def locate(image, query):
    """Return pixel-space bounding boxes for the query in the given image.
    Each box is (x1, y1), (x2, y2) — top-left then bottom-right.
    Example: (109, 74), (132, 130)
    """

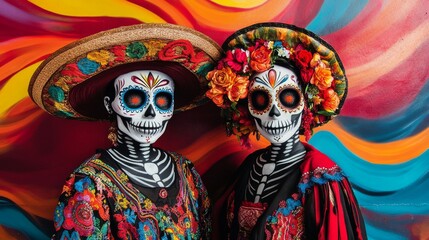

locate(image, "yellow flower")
(312, 95), (323, 105)
(117, 194), (130, 209)
(87, 50), (111, 66)
(55, 79), (70, 91)
(118, 171), (129, 182)
(310, 66), (334, 90)
(146, 40), (166, 56)
(310, 53), (321, 68)
(143, 198), (153, 209)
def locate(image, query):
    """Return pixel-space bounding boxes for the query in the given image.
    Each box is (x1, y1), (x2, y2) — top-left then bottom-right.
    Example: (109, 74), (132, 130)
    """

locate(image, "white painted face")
(104, 70), (174, 144)
(248, 65), (304, 144)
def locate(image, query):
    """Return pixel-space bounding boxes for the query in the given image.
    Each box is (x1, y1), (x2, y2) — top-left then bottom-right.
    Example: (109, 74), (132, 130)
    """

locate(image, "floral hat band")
(205, 22), (347, 144)
(29, 23), (222, 120)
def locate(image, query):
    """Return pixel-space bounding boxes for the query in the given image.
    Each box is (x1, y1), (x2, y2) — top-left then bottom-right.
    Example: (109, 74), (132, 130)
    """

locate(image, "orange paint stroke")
(0, 181), (57, 219)
(316, 122), (429, 164)
(145, 0), (193, 26)
(180, 0), (291, 30)
(0, 36), (76, 82)
(0, 98), (43, 154)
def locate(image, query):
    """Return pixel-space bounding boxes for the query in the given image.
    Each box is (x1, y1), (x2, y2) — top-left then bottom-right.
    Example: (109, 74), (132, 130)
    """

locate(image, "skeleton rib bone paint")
(245, 65), (306, 203)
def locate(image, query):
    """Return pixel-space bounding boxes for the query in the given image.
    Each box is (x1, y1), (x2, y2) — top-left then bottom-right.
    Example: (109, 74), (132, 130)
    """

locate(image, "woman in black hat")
(206, 22), (367, 240)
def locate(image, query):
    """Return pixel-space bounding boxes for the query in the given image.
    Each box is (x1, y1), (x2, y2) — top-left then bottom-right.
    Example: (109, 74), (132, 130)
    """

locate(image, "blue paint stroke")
(0, 197), (50, 240)
(306, 0), (368, 34)
(337, 79), (429, 143)
(365, 222), (409, 240)
(309, 131), (429, 212)
(310, 131), (429, 239)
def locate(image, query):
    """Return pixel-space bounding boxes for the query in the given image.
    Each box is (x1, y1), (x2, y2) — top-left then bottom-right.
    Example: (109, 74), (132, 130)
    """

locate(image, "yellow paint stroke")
(0, 63), (40, 116)
(29, 0), (165, 23)
(0, 36), (74, 82)
(181, 0), (291, 30)
(347, 20), (429, 90)
(316, 122), (429, 164)
(210, 0), (267, 8)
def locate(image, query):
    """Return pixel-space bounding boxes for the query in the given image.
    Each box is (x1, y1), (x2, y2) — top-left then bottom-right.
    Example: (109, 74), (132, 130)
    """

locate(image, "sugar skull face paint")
(105, 70), (174, 144)
(248, 65), (304, 143)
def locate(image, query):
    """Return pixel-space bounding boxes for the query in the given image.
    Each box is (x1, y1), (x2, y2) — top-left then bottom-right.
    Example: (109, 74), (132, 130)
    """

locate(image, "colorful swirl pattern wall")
(0, 0), (428, 239)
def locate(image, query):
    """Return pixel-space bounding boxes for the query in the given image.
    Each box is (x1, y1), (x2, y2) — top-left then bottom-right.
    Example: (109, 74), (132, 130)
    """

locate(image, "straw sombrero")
(29, 23), (222, 120)
(205, 22), (347, 143)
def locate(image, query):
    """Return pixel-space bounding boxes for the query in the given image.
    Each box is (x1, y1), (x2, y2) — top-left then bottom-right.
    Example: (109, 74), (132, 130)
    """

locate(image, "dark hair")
(273, 58), (304, 90)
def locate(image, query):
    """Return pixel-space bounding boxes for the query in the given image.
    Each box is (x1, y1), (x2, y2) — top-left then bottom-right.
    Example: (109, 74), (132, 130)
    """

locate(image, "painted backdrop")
(0, 0), (428, 239)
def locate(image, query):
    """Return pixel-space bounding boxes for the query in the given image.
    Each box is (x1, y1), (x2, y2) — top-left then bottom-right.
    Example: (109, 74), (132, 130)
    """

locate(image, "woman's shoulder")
(300, 143), (340, 173)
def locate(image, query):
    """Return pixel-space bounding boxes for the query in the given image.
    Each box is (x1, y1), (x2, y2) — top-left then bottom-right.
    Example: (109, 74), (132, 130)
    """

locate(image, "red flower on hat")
(219, 49), (249, 73)
(60, 63), (86, 83)
(158, 40), (208, 69)
(111, 45), (126, 63)
(294, 48), (312, 68)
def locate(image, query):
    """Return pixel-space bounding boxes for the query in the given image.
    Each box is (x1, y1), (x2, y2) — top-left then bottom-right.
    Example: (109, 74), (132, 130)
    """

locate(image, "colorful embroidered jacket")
(226, 143), (367, 240)
(52, 150), (211, 240)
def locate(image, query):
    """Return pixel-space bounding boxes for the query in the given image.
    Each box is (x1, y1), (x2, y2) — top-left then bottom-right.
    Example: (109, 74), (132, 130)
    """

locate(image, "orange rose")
(206, 86), (225, 107)
(227, 76), (249, 102)
(207, 67), (235, 88)
(249, 46), (272, 72)
(310, 66), (334, 90)
(312, 95), (323, 105)
(322, 88), (340, 112)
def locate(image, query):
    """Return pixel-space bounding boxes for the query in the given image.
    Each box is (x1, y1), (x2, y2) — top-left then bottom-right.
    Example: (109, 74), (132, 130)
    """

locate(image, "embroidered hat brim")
(29, 23), (222, 120)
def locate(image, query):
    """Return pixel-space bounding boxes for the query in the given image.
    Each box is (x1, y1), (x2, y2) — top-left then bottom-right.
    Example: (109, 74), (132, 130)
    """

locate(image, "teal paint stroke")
(0, 197), (49, 240)
(309, 131), (429, 215)
(306, 0), (369, 35)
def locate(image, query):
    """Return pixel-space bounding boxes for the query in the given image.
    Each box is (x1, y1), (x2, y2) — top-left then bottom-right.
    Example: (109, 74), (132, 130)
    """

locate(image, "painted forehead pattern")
(115, 70), (174, 92)
(251, 66), (299, 90)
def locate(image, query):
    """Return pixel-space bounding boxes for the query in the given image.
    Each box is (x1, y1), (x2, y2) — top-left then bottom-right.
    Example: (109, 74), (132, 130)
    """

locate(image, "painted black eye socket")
(250, 90), (270, 111)
(279, 88), (301, 109)
(124, 89), (146, 109)
(154, 91), (173, 111)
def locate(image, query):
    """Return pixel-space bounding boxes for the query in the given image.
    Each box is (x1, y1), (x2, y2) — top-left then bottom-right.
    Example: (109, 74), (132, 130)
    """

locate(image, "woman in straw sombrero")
(29, 23), (221, 239)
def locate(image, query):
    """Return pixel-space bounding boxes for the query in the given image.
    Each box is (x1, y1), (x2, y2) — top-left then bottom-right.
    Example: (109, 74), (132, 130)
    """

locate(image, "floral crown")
(205, 23), (347, 147)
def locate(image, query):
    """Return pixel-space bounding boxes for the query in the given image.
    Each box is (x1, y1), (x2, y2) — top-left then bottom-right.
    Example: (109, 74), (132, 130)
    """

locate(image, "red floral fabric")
(226, 143), (367, 240)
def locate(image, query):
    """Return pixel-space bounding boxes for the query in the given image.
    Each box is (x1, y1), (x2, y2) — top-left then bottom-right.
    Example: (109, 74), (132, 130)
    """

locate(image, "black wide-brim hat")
(29, 23), (222, 120)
